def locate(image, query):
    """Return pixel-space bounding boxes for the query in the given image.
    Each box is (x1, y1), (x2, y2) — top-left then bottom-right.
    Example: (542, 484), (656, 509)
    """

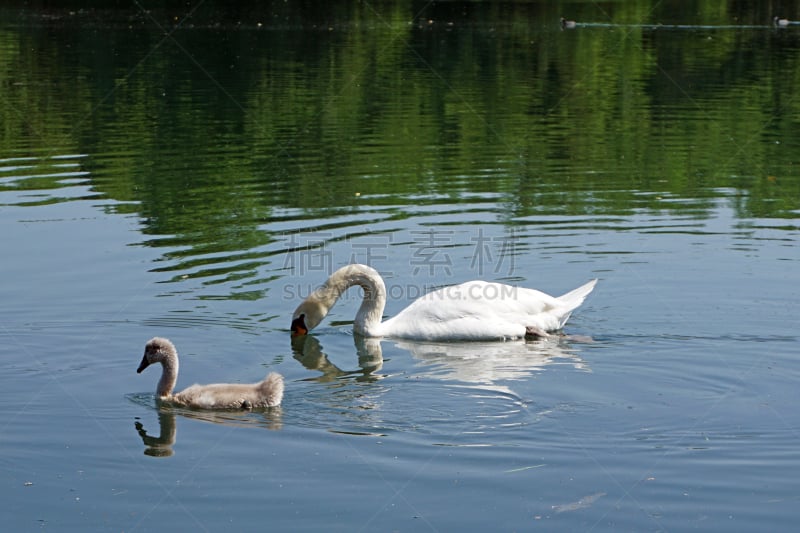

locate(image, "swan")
(136, 337), (284, 409)
(290, 264), (597, 341)
(774, 16), (791, 27)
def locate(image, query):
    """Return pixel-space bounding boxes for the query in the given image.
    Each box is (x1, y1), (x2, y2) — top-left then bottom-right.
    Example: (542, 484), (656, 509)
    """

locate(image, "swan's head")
(289, 263), (386, 336)
(290, 301), (327, 337)
(137, 337), (177, 373)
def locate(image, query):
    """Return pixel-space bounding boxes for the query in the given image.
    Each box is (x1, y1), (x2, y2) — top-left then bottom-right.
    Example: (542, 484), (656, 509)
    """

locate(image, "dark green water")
(1, 2), (799, 531)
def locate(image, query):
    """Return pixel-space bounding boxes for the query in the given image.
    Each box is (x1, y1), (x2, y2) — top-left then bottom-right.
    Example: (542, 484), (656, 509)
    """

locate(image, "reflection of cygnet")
(291, 264), (596, 340)
(137, 337), (283, 409)
(135, 412), (176, 457)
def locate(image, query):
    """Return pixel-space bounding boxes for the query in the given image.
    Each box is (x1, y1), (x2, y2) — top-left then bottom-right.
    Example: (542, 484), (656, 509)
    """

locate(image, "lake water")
(2, 2), (799, 531)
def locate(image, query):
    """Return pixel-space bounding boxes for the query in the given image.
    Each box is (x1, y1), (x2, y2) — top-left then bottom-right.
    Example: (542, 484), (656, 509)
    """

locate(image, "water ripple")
(0, 153), (98, 207)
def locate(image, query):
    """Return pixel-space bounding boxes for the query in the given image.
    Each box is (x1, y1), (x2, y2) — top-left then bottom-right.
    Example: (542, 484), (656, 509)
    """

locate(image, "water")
(2, 2), (799, 531)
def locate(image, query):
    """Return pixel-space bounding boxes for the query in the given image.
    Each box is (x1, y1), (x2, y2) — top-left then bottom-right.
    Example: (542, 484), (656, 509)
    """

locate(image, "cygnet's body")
(137, 337), (283, 409)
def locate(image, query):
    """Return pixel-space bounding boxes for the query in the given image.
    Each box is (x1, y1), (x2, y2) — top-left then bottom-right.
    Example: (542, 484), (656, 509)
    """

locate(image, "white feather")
(292, 265), (596, 341)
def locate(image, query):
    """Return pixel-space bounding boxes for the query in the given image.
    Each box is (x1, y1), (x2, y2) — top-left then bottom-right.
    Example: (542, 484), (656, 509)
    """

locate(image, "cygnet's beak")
(290, 314), (308, 337)
(137, 354), (151, 373)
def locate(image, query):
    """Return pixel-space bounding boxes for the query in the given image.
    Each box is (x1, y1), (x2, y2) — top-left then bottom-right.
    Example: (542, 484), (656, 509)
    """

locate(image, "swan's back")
(380, 279), (597, 340)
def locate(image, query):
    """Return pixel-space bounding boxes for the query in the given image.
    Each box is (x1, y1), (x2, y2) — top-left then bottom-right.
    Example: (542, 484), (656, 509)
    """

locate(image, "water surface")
(1, 2), (799, 531)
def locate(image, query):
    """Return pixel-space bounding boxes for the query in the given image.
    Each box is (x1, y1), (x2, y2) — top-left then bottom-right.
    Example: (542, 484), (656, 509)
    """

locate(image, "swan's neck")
(156, 355), (178, 398)
(351, 271), (386, 336)
(301, 264), (387, 336)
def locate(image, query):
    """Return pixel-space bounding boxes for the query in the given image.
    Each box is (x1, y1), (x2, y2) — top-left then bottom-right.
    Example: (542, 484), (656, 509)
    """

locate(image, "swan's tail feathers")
(553, 279), (597, 329)
(259, 372), (285, 407)
(557, 279), (598, 312)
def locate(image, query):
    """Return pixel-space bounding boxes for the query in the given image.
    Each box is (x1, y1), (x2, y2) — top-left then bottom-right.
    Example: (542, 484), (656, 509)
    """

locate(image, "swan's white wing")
(381, 281), (570, 340)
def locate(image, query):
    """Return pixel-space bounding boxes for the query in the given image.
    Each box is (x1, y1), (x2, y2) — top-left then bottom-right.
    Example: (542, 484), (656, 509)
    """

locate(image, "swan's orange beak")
(291, 314), (308, 337)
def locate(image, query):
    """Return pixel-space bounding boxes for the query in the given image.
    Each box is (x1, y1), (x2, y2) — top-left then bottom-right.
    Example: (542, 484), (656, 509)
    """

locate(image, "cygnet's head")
(137, 337), (177, 373)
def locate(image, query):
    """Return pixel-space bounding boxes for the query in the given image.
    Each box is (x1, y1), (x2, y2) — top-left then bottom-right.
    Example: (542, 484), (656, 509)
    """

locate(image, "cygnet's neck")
(156, 350), (179, 398)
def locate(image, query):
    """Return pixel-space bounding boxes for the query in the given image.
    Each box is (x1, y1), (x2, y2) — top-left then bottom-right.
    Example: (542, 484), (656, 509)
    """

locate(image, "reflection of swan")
(291, 264), (597, 341)
(135, 412), (176, 457)
(137, 337), (284, 409)
(294, 332), (589, 394)
(291, 334), (383, 382)
(286, 335), (593, 436)
(396, 337), (590, 394)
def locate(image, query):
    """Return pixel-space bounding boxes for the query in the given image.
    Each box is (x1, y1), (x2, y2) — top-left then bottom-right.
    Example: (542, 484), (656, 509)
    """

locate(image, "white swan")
(291, 264), (597, 341)
(137, 337), (284, 409)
